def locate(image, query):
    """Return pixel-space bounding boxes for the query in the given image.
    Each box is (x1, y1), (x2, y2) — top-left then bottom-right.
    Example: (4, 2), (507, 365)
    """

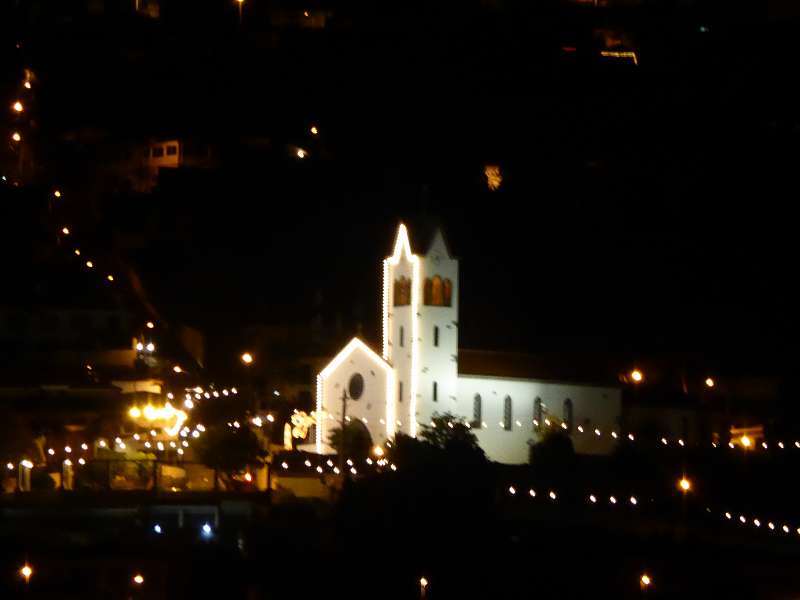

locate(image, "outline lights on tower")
(310, 125), (318, 135)
(705, 377), (715, 388)
(12, 101), (23, 113)
(61, 227), (70, 235)
(133, 574), (144, 585)
(146, 321), (155, 329)
(11, 132), (21, 142)
(241, 352), (254, 365)
(173, 365), (183, 373)
(630, 369), (643, 383)
(741, 435), (752, 449)
(53, 190), (61, 198)
(296, 148), (307, 159)
(640, 574), (651, 588)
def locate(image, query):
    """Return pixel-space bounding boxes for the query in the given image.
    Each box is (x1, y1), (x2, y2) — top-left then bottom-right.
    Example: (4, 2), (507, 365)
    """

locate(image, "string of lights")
(505, 481), (800, 543)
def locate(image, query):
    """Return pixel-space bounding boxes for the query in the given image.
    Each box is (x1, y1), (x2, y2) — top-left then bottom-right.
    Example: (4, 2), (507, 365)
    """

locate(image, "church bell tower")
(383, 223), (458, 437)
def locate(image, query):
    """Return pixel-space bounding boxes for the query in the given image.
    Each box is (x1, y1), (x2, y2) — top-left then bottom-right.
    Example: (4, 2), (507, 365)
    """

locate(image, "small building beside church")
(315, 222), (622, 464)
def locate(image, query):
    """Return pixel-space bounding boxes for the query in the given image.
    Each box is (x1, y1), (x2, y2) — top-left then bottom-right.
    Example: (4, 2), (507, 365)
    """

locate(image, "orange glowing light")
(20, 564), (33, 581)
(600, 50), (638, 66)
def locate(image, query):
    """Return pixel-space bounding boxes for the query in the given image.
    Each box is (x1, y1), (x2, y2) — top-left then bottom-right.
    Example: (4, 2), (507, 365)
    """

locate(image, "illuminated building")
(316, 222), (623, 463)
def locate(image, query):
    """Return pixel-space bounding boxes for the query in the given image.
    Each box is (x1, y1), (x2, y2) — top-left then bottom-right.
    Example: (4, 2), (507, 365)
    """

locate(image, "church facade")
(315, 223), (622, 464)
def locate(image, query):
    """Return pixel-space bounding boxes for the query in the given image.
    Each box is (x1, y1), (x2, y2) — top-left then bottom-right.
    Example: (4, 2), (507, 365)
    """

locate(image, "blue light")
(699, 25), (709, 33)
(202, 523), (212, 537)
(153, 524), (162, 534)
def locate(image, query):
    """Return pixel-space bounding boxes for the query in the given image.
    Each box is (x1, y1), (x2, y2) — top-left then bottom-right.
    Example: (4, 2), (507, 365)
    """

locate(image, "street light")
(741, 435), (752, 449)
(20, 564), (33, 583)
(640, 573), (651, 591)
(419, 577), (428, 599)
(630, 369), (643, 383)
(705, 377), (715, 388)
(678, 477), (691, 492)
(11, 131), (21, 142)
(12, 101), (23, 112)
(133, 573), (144, 585)
(240, 352), (254, 365)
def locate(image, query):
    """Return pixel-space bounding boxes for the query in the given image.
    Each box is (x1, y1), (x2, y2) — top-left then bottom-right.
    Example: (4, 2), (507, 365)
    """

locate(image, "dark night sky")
(1, 1), (785, 372)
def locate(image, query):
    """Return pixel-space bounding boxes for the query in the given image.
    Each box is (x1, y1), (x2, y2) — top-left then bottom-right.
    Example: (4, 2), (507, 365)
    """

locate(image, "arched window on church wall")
(443, 278), (452, 306)
(424, 278), (433, 305)
(430, 276), (444, 306)
(394, 277), (410, 306)
(423, 276), (452, 307)
(503, 396), (513, 431)
(472, 394), (482, 428)
(534, 397), (543, 431)
(563, 398), (574, 434)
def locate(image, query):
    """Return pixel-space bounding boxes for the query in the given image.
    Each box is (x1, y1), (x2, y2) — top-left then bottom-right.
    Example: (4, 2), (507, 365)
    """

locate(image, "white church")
(315, 222), (622, 464)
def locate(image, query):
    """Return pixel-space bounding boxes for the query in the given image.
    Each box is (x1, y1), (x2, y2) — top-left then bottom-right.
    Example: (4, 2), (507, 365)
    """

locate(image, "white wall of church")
(320, 346), (392, 448)
(455, 375), (622, 464)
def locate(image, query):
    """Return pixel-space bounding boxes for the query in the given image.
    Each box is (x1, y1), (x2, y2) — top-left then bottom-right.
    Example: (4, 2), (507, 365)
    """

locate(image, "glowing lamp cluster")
(128, 403), (188, 437)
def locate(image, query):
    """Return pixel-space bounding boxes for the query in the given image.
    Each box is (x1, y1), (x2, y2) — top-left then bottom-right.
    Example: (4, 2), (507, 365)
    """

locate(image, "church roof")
(457, 349), (622, 387)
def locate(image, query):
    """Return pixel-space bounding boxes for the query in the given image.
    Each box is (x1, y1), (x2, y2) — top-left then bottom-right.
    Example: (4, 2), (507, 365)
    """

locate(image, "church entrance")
(331, 418), (373, 458)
